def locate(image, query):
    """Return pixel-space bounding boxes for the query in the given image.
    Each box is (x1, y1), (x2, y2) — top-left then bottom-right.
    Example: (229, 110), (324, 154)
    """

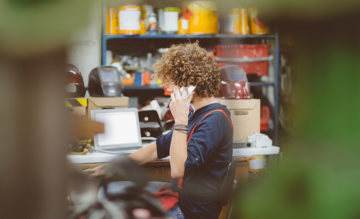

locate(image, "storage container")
(248, 8), (269, 34)
(215, 44), (270, 76)
(218, 98), (260, 141)
(185, 1), (218, 34)
(106, 8), (119, 34)
(225, 8), (250, 34)
(87, 97), (129, 118)
(178, 18), (189, 34)
(163, 7), (179, 34)
(118, 5), (141, 35)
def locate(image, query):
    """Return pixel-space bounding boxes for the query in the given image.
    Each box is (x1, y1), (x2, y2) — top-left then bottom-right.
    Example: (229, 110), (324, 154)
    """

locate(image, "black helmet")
(88, 66), (122, 97)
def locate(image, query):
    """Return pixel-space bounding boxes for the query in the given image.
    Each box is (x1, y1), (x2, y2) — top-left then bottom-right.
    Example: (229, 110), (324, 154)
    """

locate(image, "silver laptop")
(91, 108), (142, 153)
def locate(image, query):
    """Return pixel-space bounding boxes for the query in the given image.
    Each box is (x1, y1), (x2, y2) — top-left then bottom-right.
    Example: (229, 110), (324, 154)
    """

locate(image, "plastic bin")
(215, 44), (270, 76)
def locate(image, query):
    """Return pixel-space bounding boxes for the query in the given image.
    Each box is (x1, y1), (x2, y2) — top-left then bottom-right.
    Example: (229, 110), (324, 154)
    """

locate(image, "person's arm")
(168, 88), (193, 179)
(129, 142), (158, 165)
(85, 142), (158, 177)
(169, 126), (188, 178)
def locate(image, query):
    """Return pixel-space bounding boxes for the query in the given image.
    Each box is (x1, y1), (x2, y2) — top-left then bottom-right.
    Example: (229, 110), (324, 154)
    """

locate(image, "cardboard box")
(65, 98), (88, 116)
(218, 98), (260, 142)
(87, 97), (129, 117)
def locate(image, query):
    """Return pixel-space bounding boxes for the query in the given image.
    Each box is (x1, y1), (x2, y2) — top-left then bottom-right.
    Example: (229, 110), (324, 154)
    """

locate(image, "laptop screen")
(91, 108), (142, 150)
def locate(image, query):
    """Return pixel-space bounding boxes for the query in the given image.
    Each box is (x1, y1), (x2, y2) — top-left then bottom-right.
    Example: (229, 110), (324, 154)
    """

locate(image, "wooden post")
(0, 49), (68, 219)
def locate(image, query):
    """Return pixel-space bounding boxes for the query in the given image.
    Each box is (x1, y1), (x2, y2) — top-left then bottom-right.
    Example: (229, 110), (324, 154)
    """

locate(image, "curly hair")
(153, 42), (220, 97)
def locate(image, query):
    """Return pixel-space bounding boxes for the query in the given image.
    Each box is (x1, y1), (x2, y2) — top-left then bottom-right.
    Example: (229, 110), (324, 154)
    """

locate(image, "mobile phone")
(180, 85), (196, 97)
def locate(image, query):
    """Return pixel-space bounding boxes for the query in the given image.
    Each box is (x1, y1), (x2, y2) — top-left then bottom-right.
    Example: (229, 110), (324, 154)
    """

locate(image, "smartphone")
(180, 85), (196, 97)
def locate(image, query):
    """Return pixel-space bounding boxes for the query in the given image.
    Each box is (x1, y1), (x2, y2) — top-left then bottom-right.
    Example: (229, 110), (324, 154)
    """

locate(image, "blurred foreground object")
(0, 0), (91, 56)
(68, 115), (104, 154)
(71, 115), (105, 141)
(70, 156), (166, 219)
(0, 0), (92, 218)
(229, 1), (360, 218)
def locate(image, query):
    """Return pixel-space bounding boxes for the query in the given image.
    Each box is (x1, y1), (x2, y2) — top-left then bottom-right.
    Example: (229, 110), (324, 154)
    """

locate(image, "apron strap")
(177, 109), (233, 189)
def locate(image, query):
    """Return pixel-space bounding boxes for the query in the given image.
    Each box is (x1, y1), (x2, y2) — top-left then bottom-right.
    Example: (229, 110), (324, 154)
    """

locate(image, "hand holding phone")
(180, 85), (196, 97)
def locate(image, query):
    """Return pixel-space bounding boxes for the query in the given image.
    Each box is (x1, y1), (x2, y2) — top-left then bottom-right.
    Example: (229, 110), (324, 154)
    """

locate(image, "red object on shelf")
(219, 65), (251, 99)
(215, 44), (270, 76)
(260, 106), (270, 131)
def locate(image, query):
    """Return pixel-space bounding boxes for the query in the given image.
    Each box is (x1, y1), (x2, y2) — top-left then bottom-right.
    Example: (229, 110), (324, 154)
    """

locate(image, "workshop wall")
(68, 2), (102, 87)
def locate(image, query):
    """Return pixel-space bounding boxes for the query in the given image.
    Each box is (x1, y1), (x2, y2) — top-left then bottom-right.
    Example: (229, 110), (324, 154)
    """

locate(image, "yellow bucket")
(106, 8), (119, 34)
(227, 8), (250, 34)
(186, 1), (218, 34)
(118, 5), (141, 35)
(248, 8), (269, 34)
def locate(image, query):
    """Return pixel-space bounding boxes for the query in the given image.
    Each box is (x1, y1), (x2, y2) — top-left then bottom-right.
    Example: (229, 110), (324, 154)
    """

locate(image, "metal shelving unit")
(101, 8), (280, 144)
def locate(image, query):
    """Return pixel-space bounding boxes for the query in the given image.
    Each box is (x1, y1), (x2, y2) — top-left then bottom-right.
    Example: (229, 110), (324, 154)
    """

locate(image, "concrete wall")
(67, 2), (102, 87)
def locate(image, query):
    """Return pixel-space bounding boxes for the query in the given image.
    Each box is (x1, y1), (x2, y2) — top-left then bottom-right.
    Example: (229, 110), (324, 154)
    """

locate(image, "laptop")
(91, 108), (144, 154)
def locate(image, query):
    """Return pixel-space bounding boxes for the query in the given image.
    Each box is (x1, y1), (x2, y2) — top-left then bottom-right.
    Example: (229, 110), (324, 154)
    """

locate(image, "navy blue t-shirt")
(156, 103), (233, 219)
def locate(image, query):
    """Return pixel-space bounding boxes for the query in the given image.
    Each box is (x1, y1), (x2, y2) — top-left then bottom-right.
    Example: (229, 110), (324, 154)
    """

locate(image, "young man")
(90, 43), (233, 219)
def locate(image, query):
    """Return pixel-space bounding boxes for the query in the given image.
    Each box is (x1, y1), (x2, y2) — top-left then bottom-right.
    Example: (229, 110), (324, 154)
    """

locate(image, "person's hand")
(84, 165), (106, 177)
(169, 87), (194, 124)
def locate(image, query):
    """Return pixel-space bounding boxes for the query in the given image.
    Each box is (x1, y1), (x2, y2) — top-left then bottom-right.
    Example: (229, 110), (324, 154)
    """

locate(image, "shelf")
(123, 85), (163, 91)
(104, 34), (275, 41)
(250, 82), (275, 87)
(121, 82), (273, 91)
(215, 56), (273, 63)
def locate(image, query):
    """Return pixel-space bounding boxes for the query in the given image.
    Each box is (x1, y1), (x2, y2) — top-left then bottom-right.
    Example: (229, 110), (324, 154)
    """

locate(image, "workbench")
(74, 156), (251, 183)
(69, 145), (279, 183)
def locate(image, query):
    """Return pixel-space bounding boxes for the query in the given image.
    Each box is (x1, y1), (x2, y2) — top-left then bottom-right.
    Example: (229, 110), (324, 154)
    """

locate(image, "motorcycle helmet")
(66, 64), (86, 97)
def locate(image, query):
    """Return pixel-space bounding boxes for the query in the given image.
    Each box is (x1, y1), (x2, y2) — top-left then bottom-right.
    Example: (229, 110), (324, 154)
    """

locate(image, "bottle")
(148, 12), (157, 34)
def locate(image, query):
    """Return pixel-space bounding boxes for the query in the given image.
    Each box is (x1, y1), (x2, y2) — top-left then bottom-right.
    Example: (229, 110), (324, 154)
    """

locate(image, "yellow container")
(226, 8), (249, 34)
(118, 5), (141, 35)
(106, 8), (119, 34)
(178, 18), (189, 34)
(186, 1), (218, 34)
(239, 8), (250, 34)
(231, 8), (241, 34)
(140, 20), (147, 35)
(248, 8), (269, 34)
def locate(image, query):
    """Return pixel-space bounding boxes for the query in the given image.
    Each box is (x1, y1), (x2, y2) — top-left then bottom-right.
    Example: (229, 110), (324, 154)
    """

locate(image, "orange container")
(106, 8), (119, 34)
(163, 87), (172, 96)
(142, 72), (151, 86)
(122, 78), (134, 86)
